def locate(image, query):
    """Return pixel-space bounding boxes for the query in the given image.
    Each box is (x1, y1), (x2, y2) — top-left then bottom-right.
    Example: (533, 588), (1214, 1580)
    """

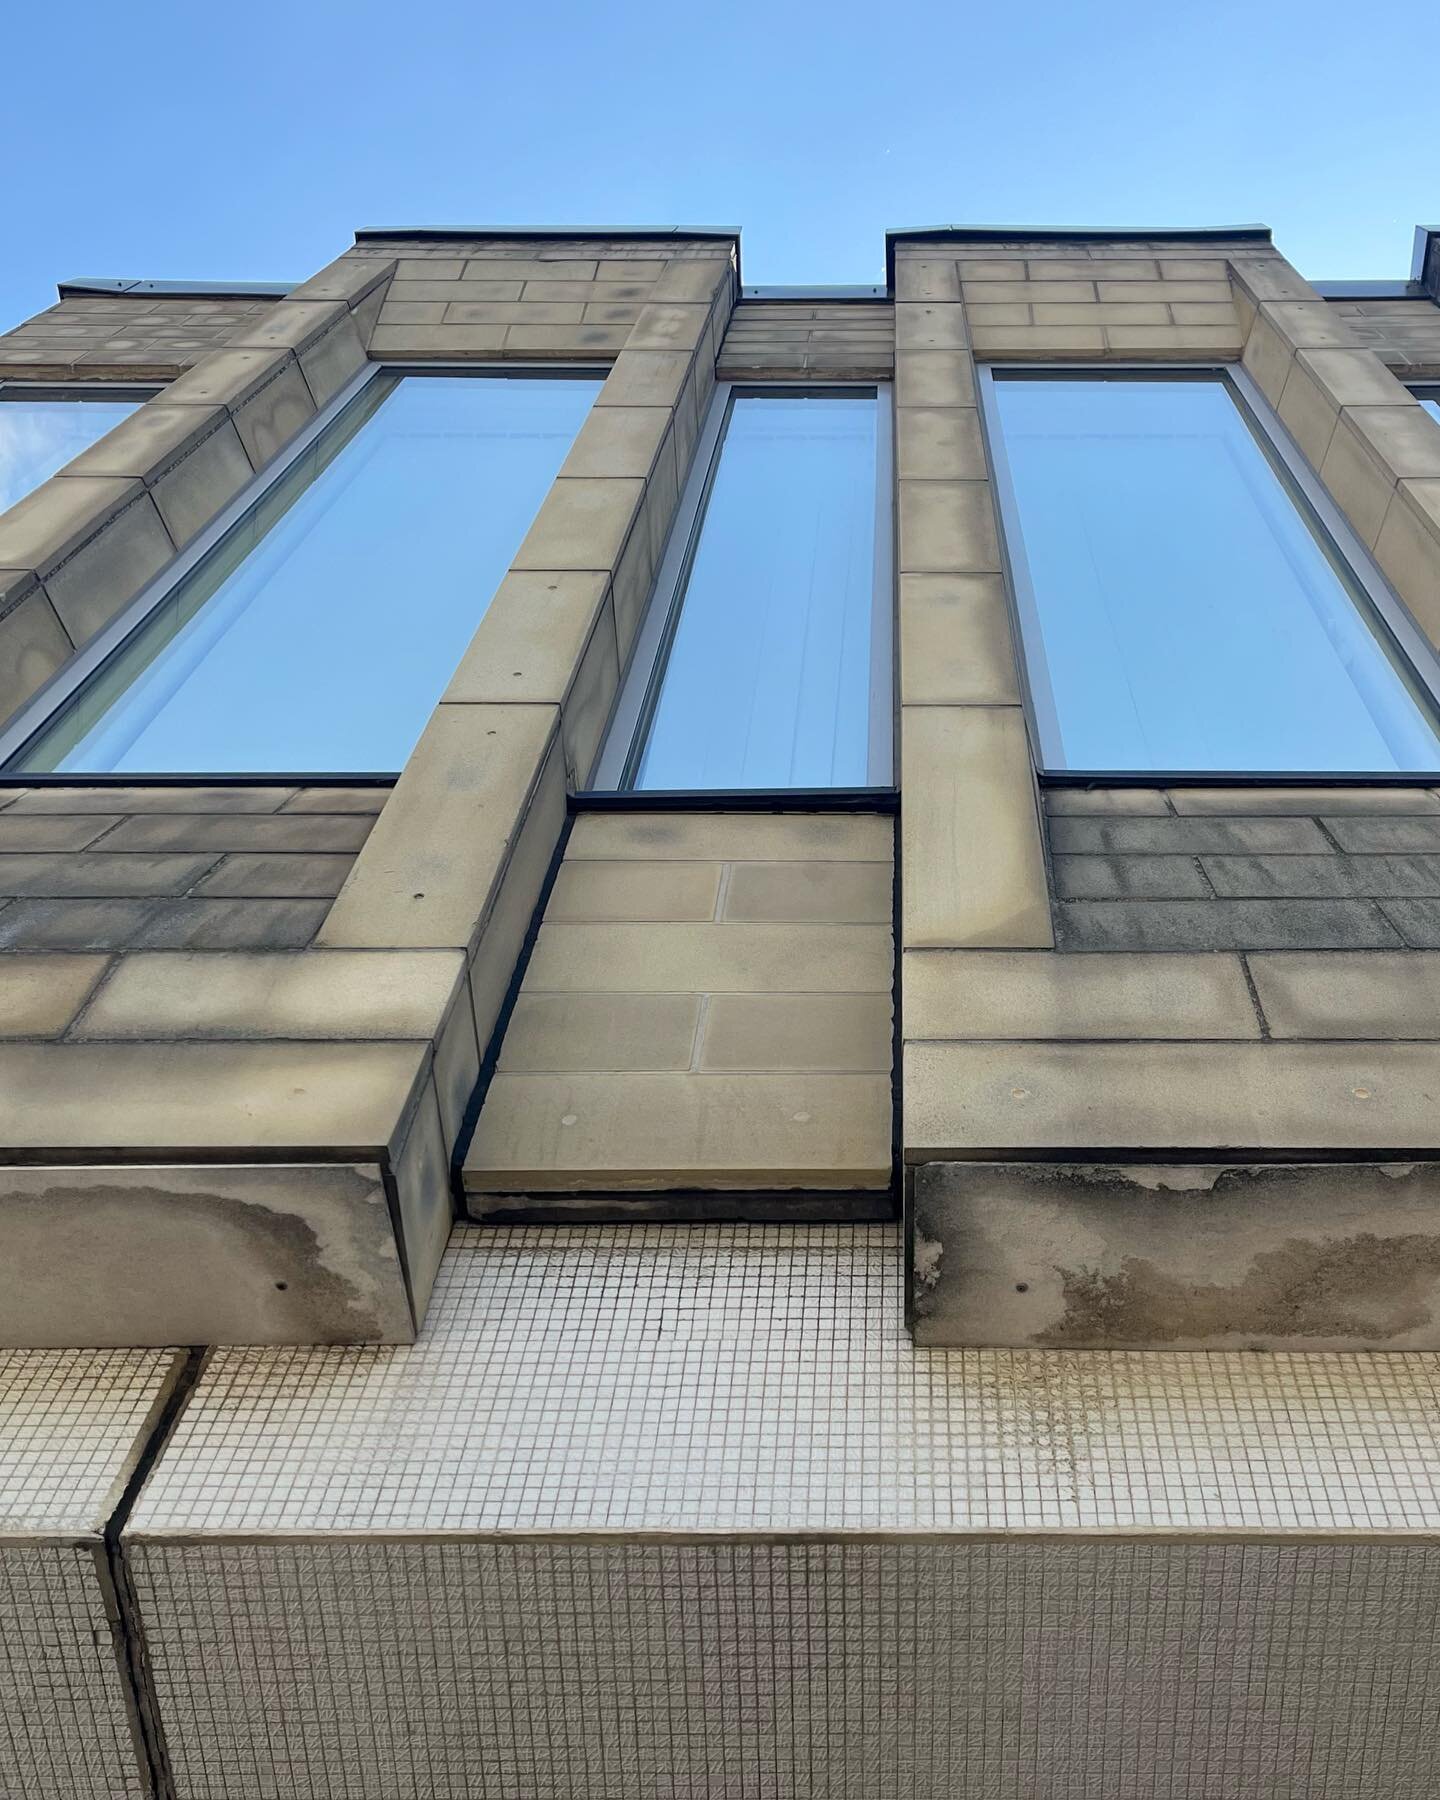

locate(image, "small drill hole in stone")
(1015, 1283), (1029, 1293)
(275, 1282), (288, 1291)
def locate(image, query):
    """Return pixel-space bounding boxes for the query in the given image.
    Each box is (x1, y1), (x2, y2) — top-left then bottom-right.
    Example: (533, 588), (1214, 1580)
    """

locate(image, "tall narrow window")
(982, 370), (1440, 774)
(0, 387), (153, 514)
(601, 387), (890, 790)
(14, 371), (600, 773)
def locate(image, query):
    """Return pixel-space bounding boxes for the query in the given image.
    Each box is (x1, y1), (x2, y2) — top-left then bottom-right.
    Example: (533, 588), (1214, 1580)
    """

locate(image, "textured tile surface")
(0, 1347), (181, 1800)
(125, 1229), (1440, 1798)
(131, 1225), (1440, 1537)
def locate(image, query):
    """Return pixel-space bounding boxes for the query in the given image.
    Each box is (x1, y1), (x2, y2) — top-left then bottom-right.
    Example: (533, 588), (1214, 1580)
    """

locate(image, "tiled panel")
(717, 300), (894, 378)
(0, 1345), (184, 1800)
(129, 1226), (1440, 1537)
(125, 1227), (1440, 1797)
(0, 783), (387, 955)
(1044, 785), (1440, 949)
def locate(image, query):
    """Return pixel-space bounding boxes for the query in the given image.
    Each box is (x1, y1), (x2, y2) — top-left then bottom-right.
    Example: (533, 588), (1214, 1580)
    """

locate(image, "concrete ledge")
(912, 1159), (1440, 1349)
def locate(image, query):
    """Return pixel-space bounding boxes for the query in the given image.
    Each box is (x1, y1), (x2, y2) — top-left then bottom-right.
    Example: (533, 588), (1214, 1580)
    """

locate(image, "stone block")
(1262, 301), (1358, 350)
(389, 1077), (452, 1322)
(1042, 787), (1170, 815)
(1240, 311), (1294, 407)
(287, 254), (396, 313)
(75, 949), (463, 1042)
(911, 1160), (1440, 1350)
(1055, 897), (1399, 952)
(368, 325), (508, 357)
(0, 476), (174, 649)
(895, 305), (968, 350)
(1375, 481), (1440, 643)
(1202, 854), (1440, 898)
(193, 853), (357, 898)
(0, 1160), (416, 1345)
(162, 348), (316, 470)
(0, 578), (74, 724)
(648, 260), (730, 303)
(903, 948), (1256, 1040)
(595, 350), (693, 409)
(1033, 259), (1158, 282)
(722, 860), (891, 923)
(558, 405), (671, 480)
(0, 852), (217, 897)
(1297, 348), (1411, 409)
(1102, 324), (1243, 353)
(699, 993), (892, 1071)
(441, 569), (617, 784)
(893, 259), (961, 303)
(904, 1038), (1440, 1160)
(465, 732), (567, 1053)
(512, 477), (644, 572)
(319, 704), (560, 952)
(1381, 898), (1440, 946)
(894, 351), (975, 409)
(0, 813), (117, 850)
(126, 897), (330, 950)
(0, 897), (165, 951)
(1049, 815), (1331, 853)
(566, 811), (892, 863)
(1249, 951), (1440, 1037)
(99, 812), (370, 853)
(3, 784), (294, 813)
(1228, 258), (1316, 305)
(499, 992), (702, 1072)
(1097, 281), (1231, 306)
(956, 258), (1025, 280)
(525, 921), (891, 995)
(961, 282), (1095, 305)
(615, 304), (708, 354)
(1170, 786), (1440, 814)
(464, 1069), (892, 1190)
(1345, 404), (1440, 480)
(1324, 815), (1440, 852)
(546, 859), (721, 922)
(0, 954), (107, 1037)
(1051, 853), (1210, 898)
(895, 408), (986, 481)
(969, 325), (1106, 356)
(899, 573), (1019, 704)
(0, 1039), (428, 1153)
(1032, 302), (1170, 326)
(1276, 355), (1342, 470)
(898, 480), (1000, 573)
(432, 972), (481, 1145)
(279, 786), (389, 814)
(902, 706), (1051, 948)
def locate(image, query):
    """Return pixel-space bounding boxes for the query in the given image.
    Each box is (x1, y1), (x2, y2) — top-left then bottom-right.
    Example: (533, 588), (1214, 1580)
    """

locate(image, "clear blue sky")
(6, 0), (1437, 329)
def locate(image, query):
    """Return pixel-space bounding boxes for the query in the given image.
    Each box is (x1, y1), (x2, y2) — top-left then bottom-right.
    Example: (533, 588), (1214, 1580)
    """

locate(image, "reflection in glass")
(0, 396), (142, 513)
(991, 374), (1440, 772)
(633, 393), (881, 790)
(1419, 396), (1440, 427)
(19, 373), (600, 773)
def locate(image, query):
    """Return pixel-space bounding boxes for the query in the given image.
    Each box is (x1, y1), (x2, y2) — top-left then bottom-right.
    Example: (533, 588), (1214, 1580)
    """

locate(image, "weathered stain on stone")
(1043, 1231), (1440, 1348)
(911, 1159), (1440, 1351)
(0, 1164), (414, 1346)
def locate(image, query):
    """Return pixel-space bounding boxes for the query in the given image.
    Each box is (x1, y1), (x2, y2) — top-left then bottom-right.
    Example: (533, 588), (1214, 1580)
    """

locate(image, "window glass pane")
(633, 392), (881, 790)
(0, 397), (142, 513)
(992, 374), (1440, 772)
(1420, 396), (1440, 426)
(19, 372), (600, 773)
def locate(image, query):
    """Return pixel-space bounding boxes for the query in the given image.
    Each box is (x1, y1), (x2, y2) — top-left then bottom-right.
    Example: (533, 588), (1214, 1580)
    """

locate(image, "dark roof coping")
(58, 278), (292, 300)
(884, 224), (1272, 289)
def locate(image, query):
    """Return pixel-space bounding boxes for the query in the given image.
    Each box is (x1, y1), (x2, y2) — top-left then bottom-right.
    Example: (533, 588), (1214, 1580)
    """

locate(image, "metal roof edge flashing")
(354, 225), (743, 283)
(57, 278), (294, 300)
(883, 223), (1272, 289)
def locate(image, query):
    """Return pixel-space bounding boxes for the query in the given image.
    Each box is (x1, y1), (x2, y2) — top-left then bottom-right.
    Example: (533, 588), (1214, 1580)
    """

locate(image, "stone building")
(2, 220), (1440, 1797)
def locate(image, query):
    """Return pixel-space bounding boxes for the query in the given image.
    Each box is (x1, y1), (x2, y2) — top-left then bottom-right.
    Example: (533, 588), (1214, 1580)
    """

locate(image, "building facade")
(3, 222), (1440, 1797)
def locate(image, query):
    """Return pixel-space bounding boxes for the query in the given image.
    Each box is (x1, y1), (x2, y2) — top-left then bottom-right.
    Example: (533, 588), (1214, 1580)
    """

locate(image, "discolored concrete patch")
(912, 1160), (1440, 1350)
(0, 1163), (415, 1346)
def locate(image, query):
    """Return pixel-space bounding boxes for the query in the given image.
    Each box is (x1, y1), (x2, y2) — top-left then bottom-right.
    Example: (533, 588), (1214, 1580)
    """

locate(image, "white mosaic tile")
(0, 1347), (182, 1537)
(130, 1225), (1440, 1537)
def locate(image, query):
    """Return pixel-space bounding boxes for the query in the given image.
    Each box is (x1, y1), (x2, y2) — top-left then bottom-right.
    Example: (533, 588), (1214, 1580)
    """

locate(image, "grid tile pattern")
(0, 1348), (179, 1800)
(0, 1346), (181, 1536)
(1, 1546), (148, 1800)
(131, 1225), (1440, 1536)
(128, 1538), (1440, 1800)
